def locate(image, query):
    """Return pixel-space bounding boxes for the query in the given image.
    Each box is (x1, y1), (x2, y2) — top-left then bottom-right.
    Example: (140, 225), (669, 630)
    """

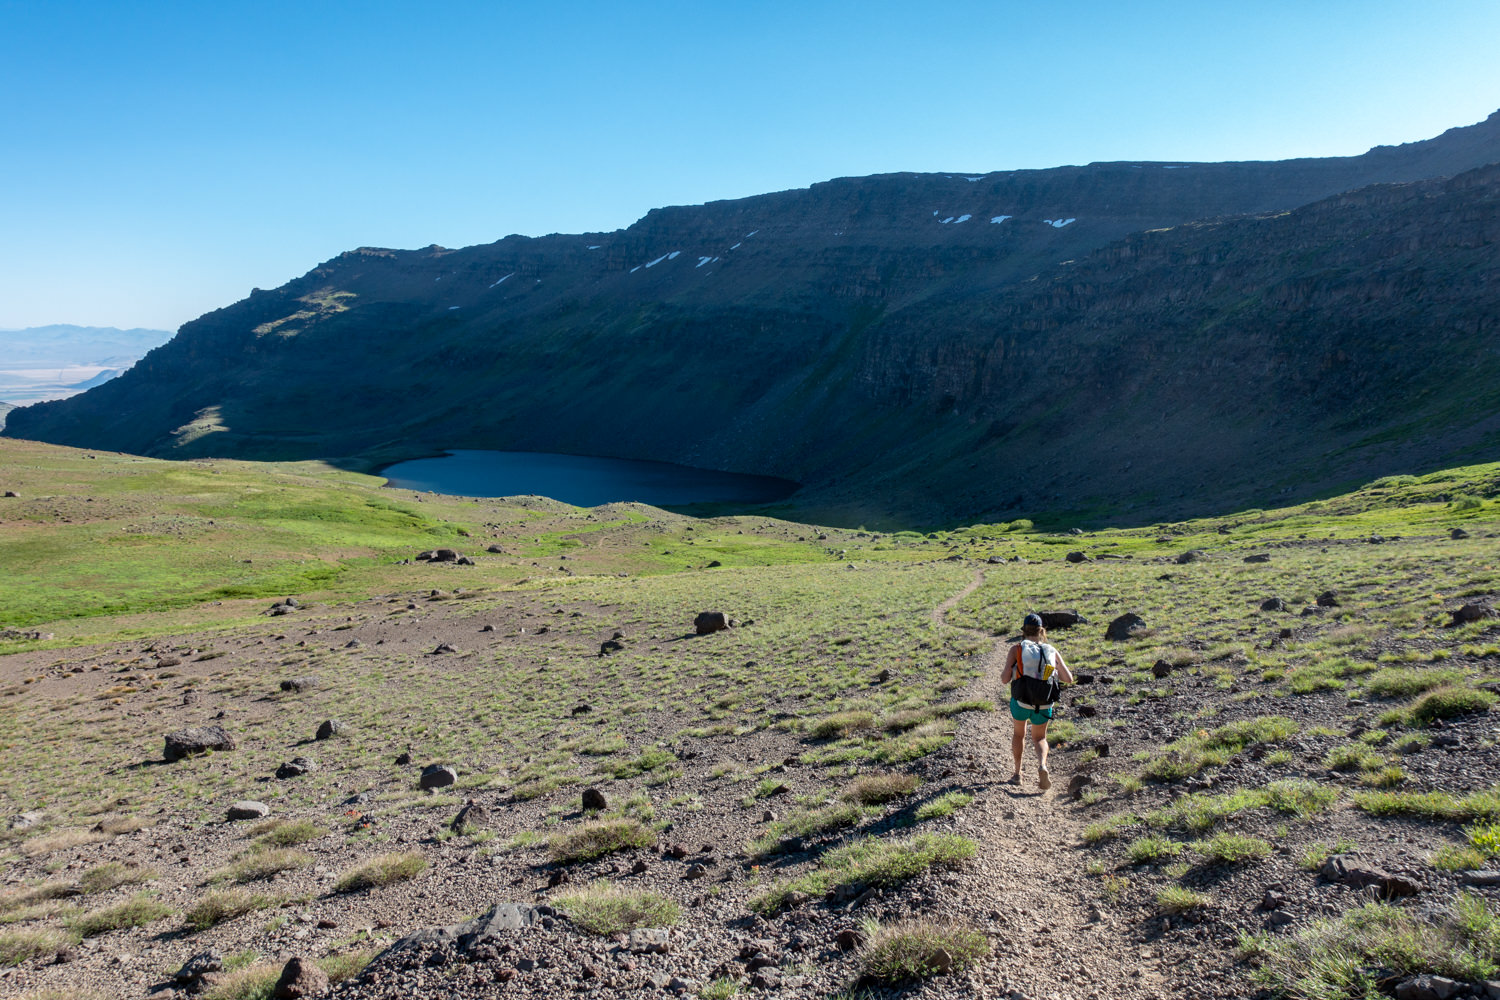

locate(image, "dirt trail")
(931, 570), (1174, 1000)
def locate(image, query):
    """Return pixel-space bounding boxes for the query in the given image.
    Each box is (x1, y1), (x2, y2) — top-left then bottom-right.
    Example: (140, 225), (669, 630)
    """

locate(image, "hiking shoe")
(1038, 767), (1051, 790)
(1004, 773), (1021, 785)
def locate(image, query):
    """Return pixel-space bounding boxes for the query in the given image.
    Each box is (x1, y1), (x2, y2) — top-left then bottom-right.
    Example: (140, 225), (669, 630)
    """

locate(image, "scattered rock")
(164, 725), (236, 762)
(1244, 553), (1271, 563)
(420, 764), (458, 789)
(279, 676), (318, 693)
(835, 928), (866, 951)
(1175, 549), (1205, 564)
(1065, 551), (1090, 563)
(275, 757), (316, 779)
(227, 801), (269, 821)
(1150, 659), (1172, 679)
(432, 643), (457, 654)
(154, 655), (182, 668)
(874, 667), (891, 682)
(273, 955), (331, 999)
(315, 719), (346, 740)
(1039, 611), (1089, 629)
(451, 799), (490, 834)
(174, 949), (222, 985)
(486, 544), (505, 553)
(1395, 974), (1464, 1000)
(1316, 590), (1341, 607)
(1105, 613), (1148, 641)
(1320, 855), (1421, 898)
(627, 928), (671, 954)
(599, 639), (625, 656)
(1067, 773), (1093, 799)
(395, 751), (412, 766)
(1260, 597), (1288, 612)
(9, 810), (45, 831)
(1451, 528), (1470, 540)
(581, 788), (608, 812)
(1452, 602), (1496, 625)
(694, 611), (730, 635)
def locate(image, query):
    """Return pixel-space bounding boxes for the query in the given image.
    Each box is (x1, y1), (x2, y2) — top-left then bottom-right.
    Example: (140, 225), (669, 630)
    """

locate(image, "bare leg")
(1010, 719), (1026, 780)
(1032, 722), (1051, 789)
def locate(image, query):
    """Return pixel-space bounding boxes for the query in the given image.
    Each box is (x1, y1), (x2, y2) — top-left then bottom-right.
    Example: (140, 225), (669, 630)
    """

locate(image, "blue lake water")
(380, 450), (799, 508)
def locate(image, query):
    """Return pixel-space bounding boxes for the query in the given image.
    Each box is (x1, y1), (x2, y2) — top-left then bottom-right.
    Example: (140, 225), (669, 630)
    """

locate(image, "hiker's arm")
(999, 645), (1018, 683)
(1054, 651), (1075, 685)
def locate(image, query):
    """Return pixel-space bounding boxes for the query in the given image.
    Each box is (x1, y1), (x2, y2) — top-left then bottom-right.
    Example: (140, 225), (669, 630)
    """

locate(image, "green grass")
(915, 791), (973, 821)
(747, 802), (867, 858)
(751, 832), (976, 915)
(554, 882), (682, 935)
(67, 892), (171, 936)
(225, 848), (313, 883)
(840, 772), (919, 804)
(76, 861), (150, 894)
(184, 888), (279, 931)
(0, 926), (78, 966)
(1354, 785), (1500, 822)
(1125, 835), (1184, 864)
(248, 818), (326, 848)
(549, 818), (655, 863)
(1408, 686), (1497, 725)
(332, 852), (427, 893)
(1157, 886), (1211, 913)
(1242, 892), (1500, 996)
(1142, 716), (1297, 781)
(1363, 666), (1469, 698)
(857, 918), (990, 981)
(1190, 832), (1272, 865)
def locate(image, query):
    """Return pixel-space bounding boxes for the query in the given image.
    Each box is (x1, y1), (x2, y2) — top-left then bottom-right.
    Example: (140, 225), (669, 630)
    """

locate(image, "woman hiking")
(999, 612), (1074, 789)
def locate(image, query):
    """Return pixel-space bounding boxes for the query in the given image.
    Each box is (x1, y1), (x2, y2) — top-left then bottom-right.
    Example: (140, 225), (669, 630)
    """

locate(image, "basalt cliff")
(9, 112), (1500, 526)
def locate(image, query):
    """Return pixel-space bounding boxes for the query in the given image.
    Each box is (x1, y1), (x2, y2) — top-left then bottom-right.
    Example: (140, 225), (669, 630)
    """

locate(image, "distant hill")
(8, 114), (1500, 527)
(0, 326), (172, 405)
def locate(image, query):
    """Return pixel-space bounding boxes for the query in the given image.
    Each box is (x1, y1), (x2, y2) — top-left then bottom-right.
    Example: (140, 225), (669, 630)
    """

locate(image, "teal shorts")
(1009, 697), (1055, 726)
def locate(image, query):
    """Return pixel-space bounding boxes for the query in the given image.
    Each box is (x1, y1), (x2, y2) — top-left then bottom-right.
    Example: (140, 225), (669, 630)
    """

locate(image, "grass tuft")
(549, 818), (655, 864)
(858, 918), (989, 981)
(332, 852), (426, 893)
(554, 882), (681, 935)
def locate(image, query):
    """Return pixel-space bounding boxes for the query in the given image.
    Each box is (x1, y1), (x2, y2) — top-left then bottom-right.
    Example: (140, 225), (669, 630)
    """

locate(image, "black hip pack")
(1010, 640), (1061, 708)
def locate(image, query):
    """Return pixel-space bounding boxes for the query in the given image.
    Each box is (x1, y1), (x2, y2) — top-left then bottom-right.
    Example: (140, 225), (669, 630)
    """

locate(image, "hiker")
(999, 612), (1074, 789)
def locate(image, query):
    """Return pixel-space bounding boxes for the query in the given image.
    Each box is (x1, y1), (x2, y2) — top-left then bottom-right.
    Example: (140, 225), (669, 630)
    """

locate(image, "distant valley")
(0, 325), (172, 414)
(7, 114), (1500, 527)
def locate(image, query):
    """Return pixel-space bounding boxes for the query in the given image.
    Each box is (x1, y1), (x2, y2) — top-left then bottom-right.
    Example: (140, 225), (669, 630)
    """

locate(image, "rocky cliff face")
(9, 112), (1500, 526)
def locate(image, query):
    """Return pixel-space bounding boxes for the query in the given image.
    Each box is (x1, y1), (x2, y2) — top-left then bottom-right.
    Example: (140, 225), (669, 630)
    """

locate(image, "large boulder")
(694, 611), (730, 635)
(379, 902), (543, 962)
(1039, 611), (1089, 630)
(1105, 613), (1148, 641)
(420, 764), (458, 789)
(227, 801), (270, 821)
(1452, 602), (1496, 625)
(273, 956), (330, 999)
(315, 719), (346, 740)
(165, 725), (236, 761)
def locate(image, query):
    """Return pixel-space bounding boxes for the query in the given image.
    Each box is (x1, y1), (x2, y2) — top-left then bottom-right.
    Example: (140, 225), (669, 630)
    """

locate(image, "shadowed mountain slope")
(8, 113), (1500, 526)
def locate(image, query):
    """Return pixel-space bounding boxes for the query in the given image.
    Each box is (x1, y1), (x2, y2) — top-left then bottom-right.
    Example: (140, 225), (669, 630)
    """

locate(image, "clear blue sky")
(2, 0), (1497, 332)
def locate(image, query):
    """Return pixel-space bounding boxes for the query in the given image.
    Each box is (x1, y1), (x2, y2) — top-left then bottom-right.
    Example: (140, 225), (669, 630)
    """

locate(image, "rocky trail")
(926, 570), (1232, 1000)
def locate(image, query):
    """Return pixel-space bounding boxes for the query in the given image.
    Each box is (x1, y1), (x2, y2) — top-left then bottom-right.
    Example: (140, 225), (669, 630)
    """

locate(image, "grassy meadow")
(0, 438), (1498, 998)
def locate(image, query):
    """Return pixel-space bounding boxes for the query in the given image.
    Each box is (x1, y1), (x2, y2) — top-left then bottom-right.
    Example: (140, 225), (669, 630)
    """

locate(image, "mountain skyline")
(3, 2), (1499, 331)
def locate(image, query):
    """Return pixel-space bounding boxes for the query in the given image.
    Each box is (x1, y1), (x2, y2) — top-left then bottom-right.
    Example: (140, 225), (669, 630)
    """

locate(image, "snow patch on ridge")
(489, 273), (515, 288)
(1044, 218), (1076, 228)
(990, 215), (1012, 224)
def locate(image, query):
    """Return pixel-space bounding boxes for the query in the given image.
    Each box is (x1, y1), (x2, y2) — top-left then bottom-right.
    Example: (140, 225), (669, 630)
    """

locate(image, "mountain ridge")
(8, 112), (1500, 527)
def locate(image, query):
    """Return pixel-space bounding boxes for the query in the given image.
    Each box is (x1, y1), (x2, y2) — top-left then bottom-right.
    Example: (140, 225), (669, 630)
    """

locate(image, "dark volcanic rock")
(1452, 602), (1496, 625)
(420, 764), (458, 789)
(1039, 610), (1088, 629)
(164, 725), (236, 761)
(1106, 613), (1148, 641)
(273, 955), (330, 999)
(275, 757), (316, 779)
(315, 718), (346, 740)
(694, 611), (730, 635)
